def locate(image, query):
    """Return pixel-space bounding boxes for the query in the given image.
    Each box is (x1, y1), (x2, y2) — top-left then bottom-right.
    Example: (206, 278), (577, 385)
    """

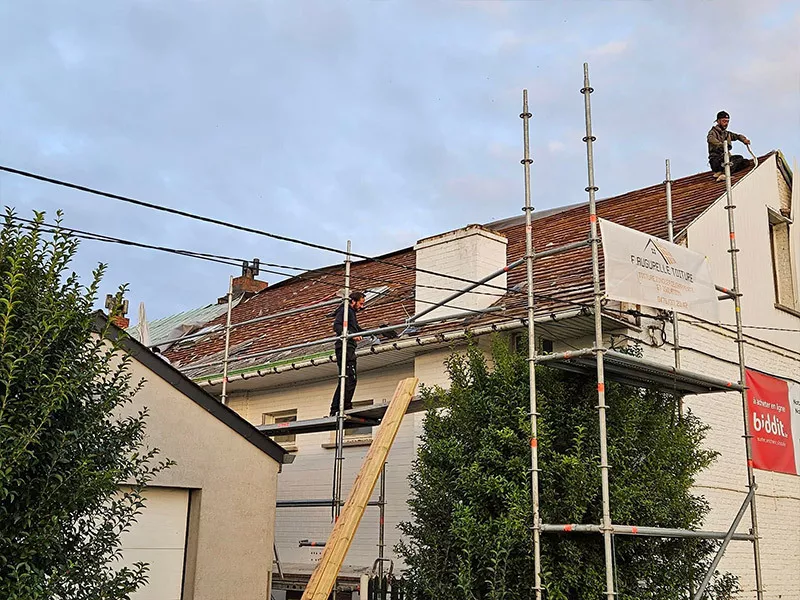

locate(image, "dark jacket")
(332, 303), (363, 350)
(707, 124), (747, 160)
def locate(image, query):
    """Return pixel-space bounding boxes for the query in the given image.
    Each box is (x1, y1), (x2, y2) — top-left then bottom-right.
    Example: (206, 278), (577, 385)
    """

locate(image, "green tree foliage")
(398, 337), (738, 599)
(0, 212), (171, 599)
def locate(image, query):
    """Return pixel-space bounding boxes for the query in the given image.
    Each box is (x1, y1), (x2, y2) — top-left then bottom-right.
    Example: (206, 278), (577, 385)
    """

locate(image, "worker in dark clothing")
(707, 111), (752, 181)
(329, 291), (366, 416)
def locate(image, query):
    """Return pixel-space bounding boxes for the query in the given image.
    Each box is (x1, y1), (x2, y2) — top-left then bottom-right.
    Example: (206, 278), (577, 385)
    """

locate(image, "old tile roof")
(166, 154), (775, 377)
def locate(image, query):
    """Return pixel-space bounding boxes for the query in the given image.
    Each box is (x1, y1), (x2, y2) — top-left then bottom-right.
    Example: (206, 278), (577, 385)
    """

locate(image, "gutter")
(196, 308), (591, 388)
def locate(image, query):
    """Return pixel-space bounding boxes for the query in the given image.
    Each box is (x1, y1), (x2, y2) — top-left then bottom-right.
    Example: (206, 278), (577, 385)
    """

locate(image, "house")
(98, 313), (288, 600)
(164, 152), (800, 599)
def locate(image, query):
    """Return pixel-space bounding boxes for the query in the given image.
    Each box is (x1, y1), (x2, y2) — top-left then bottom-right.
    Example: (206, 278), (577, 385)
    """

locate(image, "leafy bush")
(398, 337), (738, 599)
(0, 212), (170, 600)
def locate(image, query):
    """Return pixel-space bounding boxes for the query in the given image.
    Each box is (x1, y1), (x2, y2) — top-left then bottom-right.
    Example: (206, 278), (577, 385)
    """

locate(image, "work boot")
(714, 172), (725, 182)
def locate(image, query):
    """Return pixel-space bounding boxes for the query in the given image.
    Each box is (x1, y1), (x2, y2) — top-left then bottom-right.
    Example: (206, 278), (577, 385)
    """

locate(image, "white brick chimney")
(413, 225), (508, 322)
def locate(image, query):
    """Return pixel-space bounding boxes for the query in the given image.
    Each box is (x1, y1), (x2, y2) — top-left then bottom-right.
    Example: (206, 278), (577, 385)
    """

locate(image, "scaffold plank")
(256, 395), (425, 436)
(542, 349), (742, 395)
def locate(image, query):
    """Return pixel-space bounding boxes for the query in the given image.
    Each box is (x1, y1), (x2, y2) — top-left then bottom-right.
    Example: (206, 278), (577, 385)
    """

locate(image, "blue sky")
(1, 0), (798, 320)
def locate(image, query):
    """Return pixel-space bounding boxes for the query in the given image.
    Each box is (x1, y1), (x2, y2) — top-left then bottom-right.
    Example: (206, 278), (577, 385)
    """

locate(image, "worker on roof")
(707, 111), (753, 182)
(329, 291), (366, 416)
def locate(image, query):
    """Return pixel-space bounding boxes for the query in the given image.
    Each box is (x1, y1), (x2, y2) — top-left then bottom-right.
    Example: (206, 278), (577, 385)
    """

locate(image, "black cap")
(716, 111), (730, 120)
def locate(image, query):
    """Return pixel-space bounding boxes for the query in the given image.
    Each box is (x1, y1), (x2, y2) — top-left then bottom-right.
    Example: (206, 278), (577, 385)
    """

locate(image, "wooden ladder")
(300, 377), (419, 600)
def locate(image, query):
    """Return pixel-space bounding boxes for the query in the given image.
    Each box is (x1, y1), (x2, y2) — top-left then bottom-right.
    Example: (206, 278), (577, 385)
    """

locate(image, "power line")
(7, 210), (594, 322)
(0, 164), (514, 294)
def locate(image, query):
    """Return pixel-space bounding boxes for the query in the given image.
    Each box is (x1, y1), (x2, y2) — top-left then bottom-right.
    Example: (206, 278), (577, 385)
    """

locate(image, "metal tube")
(540, 523), (754, 541)
(147, 297), (342, 349)
(199, 310), (587, 387)
(534, 347), (597, 363)
(665, 159), (681, 371)
(379, 463), (386, 582)
(532, 238), (592, 260)
(220, 275), (234, 405)
(520, 89), (542, 600)
(715, 284), (735, 298)
(722, 141), (764, 599)
(693, 488), (756, 600)
(350, 305), (505, 339)
(185, 306), (506, 373)
(581, 62), (615, 600)
(408, 258), (524, 323)
(276, 499), (382, 508)
(333, 241), (352, 521)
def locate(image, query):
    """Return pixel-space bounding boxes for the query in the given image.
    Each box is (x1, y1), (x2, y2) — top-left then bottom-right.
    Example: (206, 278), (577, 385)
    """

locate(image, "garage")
(118, 487), (190, 600)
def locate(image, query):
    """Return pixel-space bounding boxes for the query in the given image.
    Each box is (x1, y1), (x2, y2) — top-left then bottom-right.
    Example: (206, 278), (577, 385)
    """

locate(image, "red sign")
(746, 370), (797, 475)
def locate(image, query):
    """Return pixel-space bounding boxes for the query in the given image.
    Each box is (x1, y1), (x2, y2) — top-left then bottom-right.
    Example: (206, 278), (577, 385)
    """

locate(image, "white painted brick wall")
(414, 226), (508, 321)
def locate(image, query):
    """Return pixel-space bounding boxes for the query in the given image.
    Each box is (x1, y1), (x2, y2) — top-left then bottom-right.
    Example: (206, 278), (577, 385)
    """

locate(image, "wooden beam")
(300, 377), (419, 600)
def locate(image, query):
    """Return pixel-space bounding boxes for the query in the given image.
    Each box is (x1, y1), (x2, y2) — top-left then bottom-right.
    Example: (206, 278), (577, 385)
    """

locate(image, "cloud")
(590, 40), (629, 57)
(0, 0), (796, 320)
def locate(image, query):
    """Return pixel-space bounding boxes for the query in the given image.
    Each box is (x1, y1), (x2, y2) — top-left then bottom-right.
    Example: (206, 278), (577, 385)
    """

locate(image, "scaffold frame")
(182, 62), (766, 599)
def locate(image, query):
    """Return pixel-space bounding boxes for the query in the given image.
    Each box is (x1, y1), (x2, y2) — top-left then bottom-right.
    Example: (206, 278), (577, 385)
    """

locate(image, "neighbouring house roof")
(127, 299), (241, 348)
(95, 312), (287, 464)
(165, 153), (781, 379)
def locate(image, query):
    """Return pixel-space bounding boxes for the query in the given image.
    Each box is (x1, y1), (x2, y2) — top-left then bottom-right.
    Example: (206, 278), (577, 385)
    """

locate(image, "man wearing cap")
(707, 111), (752, 181)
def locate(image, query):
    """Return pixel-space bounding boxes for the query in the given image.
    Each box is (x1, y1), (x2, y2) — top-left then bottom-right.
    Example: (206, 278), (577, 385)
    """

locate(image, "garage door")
(118, 487), (189, 600)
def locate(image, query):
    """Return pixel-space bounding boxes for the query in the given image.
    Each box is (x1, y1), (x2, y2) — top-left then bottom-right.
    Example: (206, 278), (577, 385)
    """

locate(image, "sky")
(1, 0), (798, 321)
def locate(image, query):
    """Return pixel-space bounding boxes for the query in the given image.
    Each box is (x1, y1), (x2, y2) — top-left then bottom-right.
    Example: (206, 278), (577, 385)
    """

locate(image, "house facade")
(101, 315), (287, 600)
(165, 153), (800, 599)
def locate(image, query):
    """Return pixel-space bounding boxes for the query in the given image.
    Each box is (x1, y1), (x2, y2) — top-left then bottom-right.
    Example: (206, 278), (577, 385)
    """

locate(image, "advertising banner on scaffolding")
(599, 218), (719, 322)
(746, 370), (800, 476)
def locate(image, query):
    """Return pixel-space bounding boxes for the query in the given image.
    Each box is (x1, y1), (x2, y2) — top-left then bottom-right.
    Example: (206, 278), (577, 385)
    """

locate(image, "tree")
(0, 212), (171, 600)
(398, 337), (738, 599)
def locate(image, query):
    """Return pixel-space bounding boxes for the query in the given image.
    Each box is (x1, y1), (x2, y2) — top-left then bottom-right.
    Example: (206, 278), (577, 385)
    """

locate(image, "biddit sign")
(746, 370), (800, 476)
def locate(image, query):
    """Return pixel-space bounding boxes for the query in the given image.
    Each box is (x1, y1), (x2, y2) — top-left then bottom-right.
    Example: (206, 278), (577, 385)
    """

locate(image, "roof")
(165, 153), (779, 378)
(95, 312), (287, 464)
(127, 299), (240, 348)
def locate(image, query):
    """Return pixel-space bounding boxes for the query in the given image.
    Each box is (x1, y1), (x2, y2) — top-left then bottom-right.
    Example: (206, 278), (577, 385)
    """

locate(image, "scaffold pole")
(722, 141), (764, 599)
(581, 62), (616, 600)
(520, 89), (542, 600)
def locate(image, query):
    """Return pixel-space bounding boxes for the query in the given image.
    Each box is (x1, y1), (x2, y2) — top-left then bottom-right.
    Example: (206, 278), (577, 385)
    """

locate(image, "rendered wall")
(127, 358), (280, 600)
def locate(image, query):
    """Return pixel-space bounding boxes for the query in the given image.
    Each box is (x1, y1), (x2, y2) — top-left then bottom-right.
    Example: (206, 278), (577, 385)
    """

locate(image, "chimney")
(105, 294), (130, 329)
(413, 225), (508, 322)
(219, 259), (268, 303)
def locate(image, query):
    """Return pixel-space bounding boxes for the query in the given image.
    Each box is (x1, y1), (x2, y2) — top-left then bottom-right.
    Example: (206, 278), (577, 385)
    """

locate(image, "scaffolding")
(176, 63), (766, 598)
(520, 64), (764, 600)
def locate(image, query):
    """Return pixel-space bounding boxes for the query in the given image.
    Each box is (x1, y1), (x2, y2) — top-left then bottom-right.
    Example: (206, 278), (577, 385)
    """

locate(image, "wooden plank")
(300, 377), (419, 600)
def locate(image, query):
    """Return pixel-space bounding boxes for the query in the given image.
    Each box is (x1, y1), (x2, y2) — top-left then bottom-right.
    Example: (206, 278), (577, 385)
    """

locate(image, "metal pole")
(148, 297), (342, 349)
(408, 257), (523, 323)
(220, 275), (234, 405)
(520, 89), (542, 600)
(540, 523), (754, 541)
(692, 488), (756, 600)
(333, 240), (352, 521)
(722, 141), (764, 599)
(378, 462), (386, 582)
(185, 306), (506, 373)
(581, 62), (615, 600)
(665, 159), (681, 371)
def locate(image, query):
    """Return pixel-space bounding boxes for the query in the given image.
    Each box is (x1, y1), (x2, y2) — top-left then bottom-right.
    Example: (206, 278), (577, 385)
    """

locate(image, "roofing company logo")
(643, 239), (677, 265)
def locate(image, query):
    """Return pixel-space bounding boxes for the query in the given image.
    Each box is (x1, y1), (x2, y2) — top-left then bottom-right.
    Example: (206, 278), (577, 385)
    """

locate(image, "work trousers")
(709, 154), (751, 175)
(330, 344), (357, 415)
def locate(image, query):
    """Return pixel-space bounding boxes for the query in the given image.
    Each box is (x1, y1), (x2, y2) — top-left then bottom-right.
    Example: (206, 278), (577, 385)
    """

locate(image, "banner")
(746, 370), (799, 476)
(599, 219), (719, 322)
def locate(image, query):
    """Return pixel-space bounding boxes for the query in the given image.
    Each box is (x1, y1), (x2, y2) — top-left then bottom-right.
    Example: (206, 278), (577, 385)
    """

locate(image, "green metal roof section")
(127, 299), (240, 347)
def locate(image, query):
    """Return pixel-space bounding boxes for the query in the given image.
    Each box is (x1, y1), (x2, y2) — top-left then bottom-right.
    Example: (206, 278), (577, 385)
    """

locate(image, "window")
(262, 409), (297, 446)
(345, 400), (374, 440)
(768, 209), (797, 310)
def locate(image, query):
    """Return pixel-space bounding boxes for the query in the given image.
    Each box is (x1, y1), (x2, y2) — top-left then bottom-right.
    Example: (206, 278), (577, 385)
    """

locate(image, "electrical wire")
(0, 164), (516, 294)
(7, 214), (594, 314)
